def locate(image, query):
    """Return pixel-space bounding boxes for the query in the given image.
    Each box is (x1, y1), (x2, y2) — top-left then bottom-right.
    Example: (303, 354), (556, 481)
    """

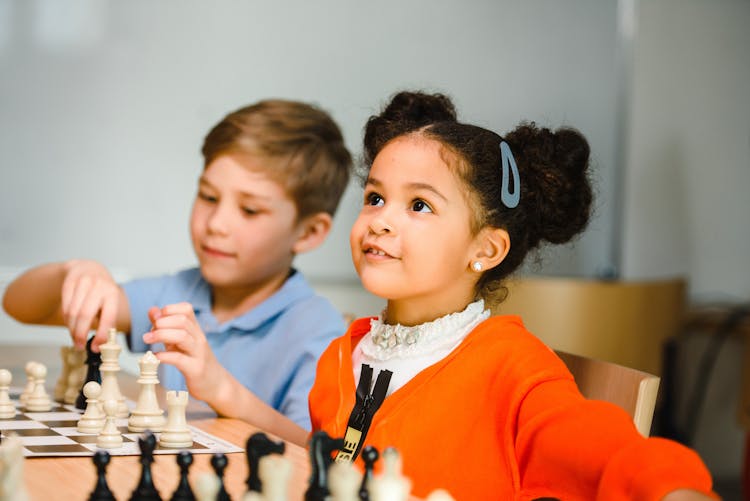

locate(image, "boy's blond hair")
(202, 99), (352, 220)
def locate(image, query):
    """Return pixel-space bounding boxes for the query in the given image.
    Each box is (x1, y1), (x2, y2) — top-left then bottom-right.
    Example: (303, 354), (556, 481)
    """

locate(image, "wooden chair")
(494, 277), (686, 376)
(556, 349), (660, 437)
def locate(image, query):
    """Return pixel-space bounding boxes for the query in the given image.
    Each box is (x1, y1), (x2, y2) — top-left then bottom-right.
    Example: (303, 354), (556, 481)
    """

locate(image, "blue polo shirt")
(121, 267), (344, 430)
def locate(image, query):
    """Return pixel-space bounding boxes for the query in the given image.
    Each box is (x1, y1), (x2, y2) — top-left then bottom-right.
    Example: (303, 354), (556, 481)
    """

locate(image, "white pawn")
(258, 454), (291, 501)
(53, 346), (72, 402)
(24, 363), (52, 412)
(128, 351), (166, 432)
(0, 432), (29, 501)
(96, 399), (123, 449)
(77, 381), (105, 434)
(195, 472), (221, 501)
(157, 391), (192, 448)
(328, 460), (361, 501)
(425, 489), (456, 501)
(19, 361), (38, 407)
(0, 369), (16, 419)
(370, 447), (411, 501)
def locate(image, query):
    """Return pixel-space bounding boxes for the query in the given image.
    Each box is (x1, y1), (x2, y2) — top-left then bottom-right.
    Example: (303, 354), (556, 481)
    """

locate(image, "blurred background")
(0, 0), (747, 498)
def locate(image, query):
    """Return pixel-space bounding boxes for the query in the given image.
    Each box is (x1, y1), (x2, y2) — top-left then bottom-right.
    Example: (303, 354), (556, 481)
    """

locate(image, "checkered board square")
(2, 388), (243, 457)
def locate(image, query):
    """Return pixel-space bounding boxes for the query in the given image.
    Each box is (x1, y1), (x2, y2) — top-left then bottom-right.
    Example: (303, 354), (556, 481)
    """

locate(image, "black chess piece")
(169, 451), (196, 501)
(89, 450), (116, 501)
(304, 430), (346, 501)
(210, 453), (231, 501)
(76, 335), (102, 410)
(129, 431), (162, 501)
(245, 432), (286, 493)
(358, 445), (379, 501)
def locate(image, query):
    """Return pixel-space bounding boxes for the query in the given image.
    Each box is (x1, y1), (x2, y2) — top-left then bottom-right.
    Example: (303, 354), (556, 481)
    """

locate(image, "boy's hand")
(60, 259), (120, 350)
(143, 303), (225, 403)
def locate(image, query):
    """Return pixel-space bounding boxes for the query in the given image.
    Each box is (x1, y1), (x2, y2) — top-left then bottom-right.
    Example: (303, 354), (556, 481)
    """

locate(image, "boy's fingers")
(96, 294), (118, 345)
(144, 328), (194, 351)
(65, 276), (92, 329)
(159, 302), (195, 318)
(147, 306), (162, 324)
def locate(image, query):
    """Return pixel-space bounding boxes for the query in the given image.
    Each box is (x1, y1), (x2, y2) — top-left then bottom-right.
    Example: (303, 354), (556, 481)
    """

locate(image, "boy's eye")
(198, 191), (217, 203)
(412, 199), (432, 213)
(365, 192), (384, 207)
(242, 207), (257, 216)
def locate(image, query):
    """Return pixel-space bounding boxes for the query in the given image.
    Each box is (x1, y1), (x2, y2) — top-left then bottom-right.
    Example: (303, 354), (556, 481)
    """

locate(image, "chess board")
(1, 388), (243, 457)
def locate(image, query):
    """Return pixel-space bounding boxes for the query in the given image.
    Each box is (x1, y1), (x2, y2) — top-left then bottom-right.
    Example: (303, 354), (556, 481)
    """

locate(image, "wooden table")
(1, 344), (312, 500)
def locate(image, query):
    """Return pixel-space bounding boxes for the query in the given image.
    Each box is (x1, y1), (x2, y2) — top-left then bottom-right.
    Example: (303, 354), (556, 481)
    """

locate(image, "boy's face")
(190, 154), (301, 291)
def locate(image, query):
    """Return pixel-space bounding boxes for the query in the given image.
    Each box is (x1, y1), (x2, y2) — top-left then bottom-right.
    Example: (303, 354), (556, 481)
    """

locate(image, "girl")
(308, 91), (715, 500)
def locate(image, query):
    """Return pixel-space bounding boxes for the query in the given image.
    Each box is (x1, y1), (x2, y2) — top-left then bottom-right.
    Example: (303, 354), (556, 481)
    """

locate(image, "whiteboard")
(0, 0), (621, 282)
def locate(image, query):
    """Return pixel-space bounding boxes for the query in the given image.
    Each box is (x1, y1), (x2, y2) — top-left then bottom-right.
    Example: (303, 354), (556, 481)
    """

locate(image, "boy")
(2, 99), (352, 432)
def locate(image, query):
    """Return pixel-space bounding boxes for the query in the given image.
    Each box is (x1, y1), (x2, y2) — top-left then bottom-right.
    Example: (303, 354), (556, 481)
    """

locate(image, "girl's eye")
(365, 192), (384, 207)
(198, 191), (217, 203)
(242, 207), (257, 216)
(412, 199), (432, 213)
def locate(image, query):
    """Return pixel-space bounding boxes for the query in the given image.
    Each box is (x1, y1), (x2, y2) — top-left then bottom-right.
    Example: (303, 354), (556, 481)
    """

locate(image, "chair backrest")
(495, 277), (686, 376)
(555, 349), (660, 437)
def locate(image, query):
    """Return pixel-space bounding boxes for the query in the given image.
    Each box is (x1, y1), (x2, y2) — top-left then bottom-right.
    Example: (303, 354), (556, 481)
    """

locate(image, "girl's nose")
(369, 215), (392, 235)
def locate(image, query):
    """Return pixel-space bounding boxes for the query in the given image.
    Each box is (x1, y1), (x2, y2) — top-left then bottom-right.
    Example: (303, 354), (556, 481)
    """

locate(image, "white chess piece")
(258, 454), (291, 501)
(98, 329), (128, 418)
(24, 363), (52, 412)
(63, 349), (86, 405)
(0, 432), (29, 501)
(77, 381), (106, 434)
(195, 472), (221, 501)
(328, 460), (361, 501)
(0, 369), (17, 419)
(128, 351), (166, 432)
(96, 399), (123, 449)
(19, 361), (38, 407)
(53, 346), (72, 402)
(369, 447), (411, 501)
(425, 489), (456, 501)
(157, 390), (192, 448)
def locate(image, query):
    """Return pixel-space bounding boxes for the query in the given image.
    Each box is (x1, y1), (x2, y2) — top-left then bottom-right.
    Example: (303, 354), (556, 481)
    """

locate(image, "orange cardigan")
(309, 316), (714, 500)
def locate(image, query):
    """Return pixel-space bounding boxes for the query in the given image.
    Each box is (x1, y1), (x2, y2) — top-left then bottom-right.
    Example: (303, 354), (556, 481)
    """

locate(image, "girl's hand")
(60, 259), (120, 350)
(143, 302), (226, 403)
(662, 490), (716, 501)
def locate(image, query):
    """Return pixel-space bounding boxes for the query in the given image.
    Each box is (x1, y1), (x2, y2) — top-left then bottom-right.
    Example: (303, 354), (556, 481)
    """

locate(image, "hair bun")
(504, 123), (592, 246)
(379, 91), (457, 126)
(363, 91), (457, 166)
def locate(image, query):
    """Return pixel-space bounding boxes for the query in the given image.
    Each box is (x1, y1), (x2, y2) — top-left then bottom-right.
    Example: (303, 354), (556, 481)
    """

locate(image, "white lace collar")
(360, 300), (490, 361)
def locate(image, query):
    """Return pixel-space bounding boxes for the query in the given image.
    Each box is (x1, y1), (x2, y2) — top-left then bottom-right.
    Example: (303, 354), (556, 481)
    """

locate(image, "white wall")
(623, 0), (750, 303)
(0, 0), (621, 299)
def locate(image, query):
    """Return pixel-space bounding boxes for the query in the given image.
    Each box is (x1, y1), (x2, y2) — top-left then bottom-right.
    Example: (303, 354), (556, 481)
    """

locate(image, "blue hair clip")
(500, 141), (520, 208)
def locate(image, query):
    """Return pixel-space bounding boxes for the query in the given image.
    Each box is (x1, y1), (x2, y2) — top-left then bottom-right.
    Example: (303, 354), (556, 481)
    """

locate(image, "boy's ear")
(292, 212), (332, 254)
(472, 227), (511, 270)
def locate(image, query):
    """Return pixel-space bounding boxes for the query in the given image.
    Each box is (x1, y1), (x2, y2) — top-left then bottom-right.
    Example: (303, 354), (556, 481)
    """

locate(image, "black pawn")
(170, 451), (195, 501)
(304, 430), (345, 501)
(210, 453), (231, 501)
(245, 432), (285, 493)
(129, 431), (162, 501)
(76, 336), (102, 409)
(89, 450), (116, 501)
(358, 445), (379, 501)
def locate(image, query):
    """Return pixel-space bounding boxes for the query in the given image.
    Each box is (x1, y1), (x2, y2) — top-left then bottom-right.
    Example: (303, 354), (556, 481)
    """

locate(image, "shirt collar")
(187, 269), (314, 333)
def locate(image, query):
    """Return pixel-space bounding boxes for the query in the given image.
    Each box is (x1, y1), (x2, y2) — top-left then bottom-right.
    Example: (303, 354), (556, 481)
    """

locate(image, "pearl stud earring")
(472, 261), (483, 272)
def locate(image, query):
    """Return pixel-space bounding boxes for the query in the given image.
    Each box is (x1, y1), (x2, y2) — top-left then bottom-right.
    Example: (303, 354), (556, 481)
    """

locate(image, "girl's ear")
(292, 212), (332, 254)
(472, 227), (511, 271)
